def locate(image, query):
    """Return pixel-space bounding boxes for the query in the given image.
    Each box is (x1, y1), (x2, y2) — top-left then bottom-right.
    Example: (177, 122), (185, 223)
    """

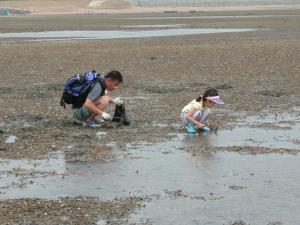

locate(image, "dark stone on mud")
(256, 90), (286, 97)
(150, 56), (156, 60)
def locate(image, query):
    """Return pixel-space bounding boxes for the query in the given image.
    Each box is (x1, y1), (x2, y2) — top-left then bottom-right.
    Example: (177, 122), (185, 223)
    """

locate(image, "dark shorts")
(73, 106), (92, 121)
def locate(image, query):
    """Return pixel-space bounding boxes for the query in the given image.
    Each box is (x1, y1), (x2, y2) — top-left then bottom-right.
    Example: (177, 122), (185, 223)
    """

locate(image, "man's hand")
(101, 112), (112, 121)
(112, 97), (124, 106)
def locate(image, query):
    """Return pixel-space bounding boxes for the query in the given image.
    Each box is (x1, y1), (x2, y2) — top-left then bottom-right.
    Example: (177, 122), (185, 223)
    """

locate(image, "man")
(73, 70), (124, 126)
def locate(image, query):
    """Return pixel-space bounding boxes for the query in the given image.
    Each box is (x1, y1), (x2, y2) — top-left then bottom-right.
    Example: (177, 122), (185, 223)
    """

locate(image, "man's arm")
(84, 98), (103, 115)
(84, 83), (103, 115)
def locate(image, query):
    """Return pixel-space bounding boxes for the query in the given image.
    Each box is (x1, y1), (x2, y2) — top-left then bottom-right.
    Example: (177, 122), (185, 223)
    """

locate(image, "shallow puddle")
(211, 109), (300, 149)
(0, 111), (299, 224)
(0, 28), (255, 42)
(5, 135), (17, 144)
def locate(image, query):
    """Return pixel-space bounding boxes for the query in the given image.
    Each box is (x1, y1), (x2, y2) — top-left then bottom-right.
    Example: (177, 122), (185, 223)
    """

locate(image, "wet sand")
(0, 9), (300, 224)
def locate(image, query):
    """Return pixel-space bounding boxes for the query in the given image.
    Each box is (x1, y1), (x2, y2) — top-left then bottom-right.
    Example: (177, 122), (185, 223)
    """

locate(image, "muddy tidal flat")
(0, 9), (300, 225)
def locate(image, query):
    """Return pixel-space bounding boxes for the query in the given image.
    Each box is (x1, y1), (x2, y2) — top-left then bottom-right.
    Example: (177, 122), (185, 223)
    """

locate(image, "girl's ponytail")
(196, 95), (203, 102)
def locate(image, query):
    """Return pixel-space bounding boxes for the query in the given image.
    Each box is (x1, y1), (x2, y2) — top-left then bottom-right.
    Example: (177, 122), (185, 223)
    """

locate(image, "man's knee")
(96, 95), (110, 108)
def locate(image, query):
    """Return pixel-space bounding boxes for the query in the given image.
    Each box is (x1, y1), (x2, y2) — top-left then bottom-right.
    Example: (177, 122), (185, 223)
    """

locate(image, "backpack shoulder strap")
(95, 76), (106, 96)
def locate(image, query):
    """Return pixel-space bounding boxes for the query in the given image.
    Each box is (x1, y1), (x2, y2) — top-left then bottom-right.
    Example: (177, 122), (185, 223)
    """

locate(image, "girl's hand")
(195, 122), (203, 129)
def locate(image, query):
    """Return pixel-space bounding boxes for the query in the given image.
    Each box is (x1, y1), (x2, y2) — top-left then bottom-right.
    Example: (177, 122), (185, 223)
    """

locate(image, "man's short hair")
(105, 70), (123, 83)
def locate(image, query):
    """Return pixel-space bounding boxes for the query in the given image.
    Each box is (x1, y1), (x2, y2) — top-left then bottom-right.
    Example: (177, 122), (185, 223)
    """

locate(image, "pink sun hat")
(206, 96), (224, 104)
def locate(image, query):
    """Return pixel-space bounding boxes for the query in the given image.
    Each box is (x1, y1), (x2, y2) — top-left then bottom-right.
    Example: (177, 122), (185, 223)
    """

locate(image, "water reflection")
(0, 28), (256, 42)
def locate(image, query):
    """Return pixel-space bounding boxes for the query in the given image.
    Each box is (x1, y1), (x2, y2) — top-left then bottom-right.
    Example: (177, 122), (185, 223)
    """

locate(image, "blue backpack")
(60, 70), (105, 108)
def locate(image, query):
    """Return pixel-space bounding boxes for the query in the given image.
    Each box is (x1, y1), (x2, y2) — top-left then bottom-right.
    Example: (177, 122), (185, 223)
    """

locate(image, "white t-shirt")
(182, 100), (203, 113)
(181, 99), (211, 124)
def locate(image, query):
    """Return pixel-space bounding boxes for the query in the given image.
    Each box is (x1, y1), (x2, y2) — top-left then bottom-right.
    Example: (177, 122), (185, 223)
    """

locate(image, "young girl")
(180, 88), (224, 133)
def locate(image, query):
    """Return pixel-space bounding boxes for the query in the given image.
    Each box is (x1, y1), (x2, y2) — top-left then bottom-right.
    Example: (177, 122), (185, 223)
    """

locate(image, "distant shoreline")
(89, 4), (300, 14)
(1, 3), (300, 15)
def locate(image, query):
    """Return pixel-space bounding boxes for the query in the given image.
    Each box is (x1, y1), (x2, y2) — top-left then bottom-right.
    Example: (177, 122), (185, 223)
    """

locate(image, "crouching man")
(73, 70), (125, 127)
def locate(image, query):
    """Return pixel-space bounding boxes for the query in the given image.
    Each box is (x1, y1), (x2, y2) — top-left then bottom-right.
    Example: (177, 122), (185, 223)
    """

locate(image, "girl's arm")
(186, 108), (204, 129)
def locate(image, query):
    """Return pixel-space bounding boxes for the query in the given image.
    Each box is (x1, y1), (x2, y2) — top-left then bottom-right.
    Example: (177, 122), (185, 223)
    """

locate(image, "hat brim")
(210, 98), (224, 104)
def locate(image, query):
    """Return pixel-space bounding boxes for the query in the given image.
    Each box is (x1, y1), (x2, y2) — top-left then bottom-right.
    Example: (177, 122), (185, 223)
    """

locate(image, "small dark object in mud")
(150, 56), (156, 60)
(230, 220), (247, 225)
(256, 90), (286, 97)
(164, 10), (178, 13)
(267, 222), (283, 225)
(229, 185), (247, 190)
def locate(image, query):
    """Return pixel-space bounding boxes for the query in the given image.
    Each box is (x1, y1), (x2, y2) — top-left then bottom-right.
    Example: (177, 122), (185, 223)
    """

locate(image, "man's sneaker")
(92, 117), (104, 125)
(82, 120), (102, 127)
